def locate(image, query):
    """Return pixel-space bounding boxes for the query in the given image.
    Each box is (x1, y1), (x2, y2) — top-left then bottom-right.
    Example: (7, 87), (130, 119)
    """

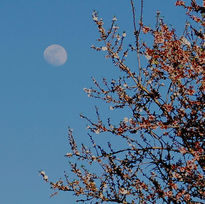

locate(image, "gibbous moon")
(44, 44), (67, 66)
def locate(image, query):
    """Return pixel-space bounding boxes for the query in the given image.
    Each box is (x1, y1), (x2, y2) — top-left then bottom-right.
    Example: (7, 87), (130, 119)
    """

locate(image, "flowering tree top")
(41, 1), (205, 203)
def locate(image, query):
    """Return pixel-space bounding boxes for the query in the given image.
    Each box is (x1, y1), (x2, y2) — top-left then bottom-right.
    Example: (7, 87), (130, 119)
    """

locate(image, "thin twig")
(130, 0), (144, 85)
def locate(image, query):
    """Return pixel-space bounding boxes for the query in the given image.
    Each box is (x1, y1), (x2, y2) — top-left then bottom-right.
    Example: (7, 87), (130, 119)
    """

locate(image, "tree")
(40, 0), (205, 203)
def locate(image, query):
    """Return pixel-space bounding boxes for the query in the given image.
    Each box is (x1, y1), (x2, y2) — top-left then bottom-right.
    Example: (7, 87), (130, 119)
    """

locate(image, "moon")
(43, 44), (67, 66)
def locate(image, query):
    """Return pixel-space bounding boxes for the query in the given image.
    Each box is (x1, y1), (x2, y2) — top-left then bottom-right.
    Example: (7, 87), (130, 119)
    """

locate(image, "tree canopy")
(40, 1), (205, 203)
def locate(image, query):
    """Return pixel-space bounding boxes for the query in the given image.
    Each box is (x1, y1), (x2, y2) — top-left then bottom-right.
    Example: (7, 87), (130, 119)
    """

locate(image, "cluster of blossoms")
(39, 171), (48, 182)
(41, 1), (205, 203)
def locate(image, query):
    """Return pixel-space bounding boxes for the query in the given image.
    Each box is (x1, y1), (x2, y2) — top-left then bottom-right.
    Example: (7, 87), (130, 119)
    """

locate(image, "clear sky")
(0, 1), (189, 204)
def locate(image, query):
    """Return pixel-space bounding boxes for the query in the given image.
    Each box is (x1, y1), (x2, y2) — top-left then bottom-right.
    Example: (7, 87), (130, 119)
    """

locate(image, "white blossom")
(123, 117), (129, 123)
(112, 16), (117, 21)
(65, 153), (73, 157)
(145, 53), (151, 60)
(113, 53), (119, 59)
(122, 32), (126, 37)
(113, 26), (119, 29)
(43, 175), (48, 182)
(180, 36), (191, 47)
(101, 46), (107, 51)
(95, 129), (100, 134)
(119, 188), (128, 195)
(92, 11), (98, 21)
(110, 106), (114, 110)
(116, 34), (121, 41)
(75, 151), (80, 156)
(40, 171), (45, 176)
(83, 88), (91, 94)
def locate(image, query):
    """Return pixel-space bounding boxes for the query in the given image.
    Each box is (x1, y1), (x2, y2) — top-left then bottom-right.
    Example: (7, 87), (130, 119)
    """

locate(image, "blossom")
(175, 1), (185, 6)
(176, 192), (183, 200)
(43, 175), (48, 182)
(65, 153), (73, 157)
(40, 171), (48, 182)
(180, 36), (191, 47)
(123, 117), (129, 123)
(154, 32), (164, 44)
(184, 194), (190, 201)
(91, 156), (97, 161)
(101, 46), (107, 51)
(179, 147), (187, 154)
(192, 16), (201, 23)
(163, 104), (173, 112)
(180, 167), (185, 172)
(113, 25), (119, 29)
(186, 88), (195, 95)
(122, 32), (126, 37)
(173, 172), (182, 179)
(187, 160), (197, 170)
(75, 151), (80, 156)
(92, 11), (98, 21)
(148, 115), (155, 121)
(165, 190), (173, 197)
(119, 188), (129, 195)
(112, 16), (117, 21)
(144, 52), (151, 60)
(94, 129), (100, 134)
(170, 183), (178, 190)
(109, 106), (114, 110)
(116, 34), (121, 41)
(40, 170), (45, 176)
(83, 88), (91, 94)
(142, 26), (151, 34)
(113, 53), (119, 59)
(92, 16), (98, 21)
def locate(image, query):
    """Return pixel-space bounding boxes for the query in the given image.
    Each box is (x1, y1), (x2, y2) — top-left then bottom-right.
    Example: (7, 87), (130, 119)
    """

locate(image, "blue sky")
(0, 0), (189, 203)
